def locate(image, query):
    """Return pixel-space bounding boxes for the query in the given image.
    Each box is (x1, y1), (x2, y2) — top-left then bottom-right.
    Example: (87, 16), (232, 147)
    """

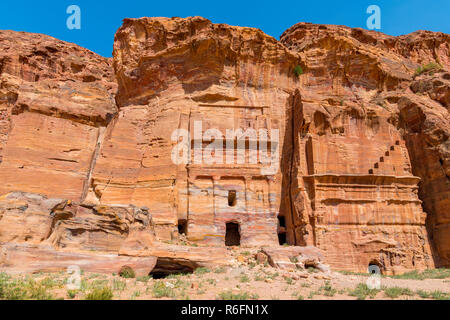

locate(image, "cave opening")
(149, 258), (195, 279)
(368, 260), (383, 275)
(178, 219), (187, 235)
(225, 222), (240, 246)
(278, 216), (287, 245)
(228, 190), (237, 207)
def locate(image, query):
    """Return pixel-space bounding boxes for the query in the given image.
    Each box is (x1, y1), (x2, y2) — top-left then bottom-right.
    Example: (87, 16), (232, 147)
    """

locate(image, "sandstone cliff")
(0, 18), (448, 275)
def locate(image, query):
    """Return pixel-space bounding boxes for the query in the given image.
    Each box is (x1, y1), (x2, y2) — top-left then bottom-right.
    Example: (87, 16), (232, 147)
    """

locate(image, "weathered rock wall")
(0, 30), (117, 201)
(281, 22), (449, 272)
(0, 18), (448, 274)
(89, 17), (300, 245)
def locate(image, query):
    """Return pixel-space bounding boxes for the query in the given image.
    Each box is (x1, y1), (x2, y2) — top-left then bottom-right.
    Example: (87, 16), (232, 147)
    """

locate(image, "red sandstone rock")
(0, 18), (448, 275)
(0, 30), (117, 201)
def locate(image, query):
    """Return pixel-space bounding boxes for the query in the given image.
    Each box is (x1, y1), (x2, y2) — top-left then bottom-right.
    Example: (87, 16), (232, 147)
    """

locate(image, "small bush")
(112, 279), (126, 291)
(152, 282), (175, 298)
(119, 266), (136, 279)
(239, 274), (250, 283)
(289, 256), (299, 263)
(416, 290), (430, 299)
(85, 286), (113, 300)
(384, 286), (413, 299)
(307, 267), (318, 273)
(349, 283), (380, 300)
(415, 62), (443, 76)
(392, 268), (450, 280)
(67, 290), (78, 299)
(319, 281), (337, 297)
(294, 65), (304, 77)
(430, 290), (450, 300)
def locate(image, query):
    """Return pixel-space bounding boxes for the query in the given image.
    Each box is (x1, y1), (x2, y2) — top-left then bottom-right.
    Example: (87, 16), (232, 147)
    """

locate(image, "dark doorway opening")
(278, 233), (286, 245)
(278, 216), (287, 245)
(225, 222), (240, 246)
(178, 219), (187, 235)
(149, 258), (194, 279)
(228, 190), (237, 207)
(368, 260), (383, 275)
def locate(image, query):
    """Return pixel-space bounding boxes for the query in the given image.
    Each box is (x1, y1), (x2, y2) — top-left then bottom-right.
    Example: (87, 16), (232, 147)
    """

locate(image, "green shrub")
(136, 275), (151, 283)
(415, 62), (443, 76)
(319, 281), (337, 297)
(348, 283), (380, 300)
(416, 290), (430, 299)
(0, 274), (54, 300)
(294, 65), (304, 77)
(307, 267), (318, 273)
(119, 266), (136, 279)
(112, 279), (126, 291)
(152, 282), (175, 298)
(430, 290), (450, 300)
(383, 286), (413, 299)
(85, 286), (113, 300)
(392, 268), (450, 280)
(67, 290), (78, 299)
(289, 256), (299, 263)
(239, 274), (250, 283)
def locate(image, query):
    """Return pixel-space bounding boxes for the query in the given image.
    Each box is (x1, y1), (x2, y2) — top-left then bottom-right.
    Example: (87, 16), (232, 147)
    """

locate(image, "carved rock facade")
(0, 18), (448, 275)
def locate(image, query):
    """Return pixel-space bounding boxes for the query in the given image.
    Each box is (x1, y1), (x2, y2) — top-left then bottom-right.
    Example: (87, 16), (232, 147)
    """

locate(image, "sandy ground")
(1, 248), (449, 300)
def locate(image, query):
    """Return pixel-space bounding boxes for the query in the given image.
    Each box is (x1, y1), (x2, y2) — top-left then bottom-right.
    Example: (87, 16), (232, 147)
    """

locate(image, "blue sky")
(1, 1), (449, 57)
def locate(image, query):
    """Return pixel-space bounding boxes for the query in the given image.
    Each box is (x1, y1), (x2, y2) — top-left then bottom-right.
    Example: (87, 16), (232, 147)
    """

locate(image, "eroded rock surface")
(0, 18), (448, 275)
(0, 30), (117, 201)
(278, 23), (450, 273)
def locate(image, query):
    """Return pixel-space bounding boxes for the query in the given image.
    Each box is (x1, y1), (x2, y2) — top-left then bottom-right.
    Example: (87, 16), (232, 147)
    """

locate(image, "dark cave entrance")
(278, 216), (287, 245)
(149, 258), (194, 279)
(225, 222), (240, 246)
(178, 219), (187, 235)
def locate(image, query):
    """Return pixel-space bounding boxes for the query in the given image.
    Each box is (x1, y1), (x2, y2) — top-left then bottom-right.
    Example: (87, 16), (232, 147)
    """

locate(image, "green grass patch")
(217, 290), (259, 300)
(194, 267), (211, 275)
(415, 62), (443, 76)
(152, 282), (175, 298)
(319, 281), (337, 297)
(383, 286), (414, 299)
(85, 286), (113, 300)
(348, 283), (380, 300)
(239, 274), (250, 283)
(0, 273), (54, 300)
(391, 268), (450, 280)
(136, 275), (151, 283)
